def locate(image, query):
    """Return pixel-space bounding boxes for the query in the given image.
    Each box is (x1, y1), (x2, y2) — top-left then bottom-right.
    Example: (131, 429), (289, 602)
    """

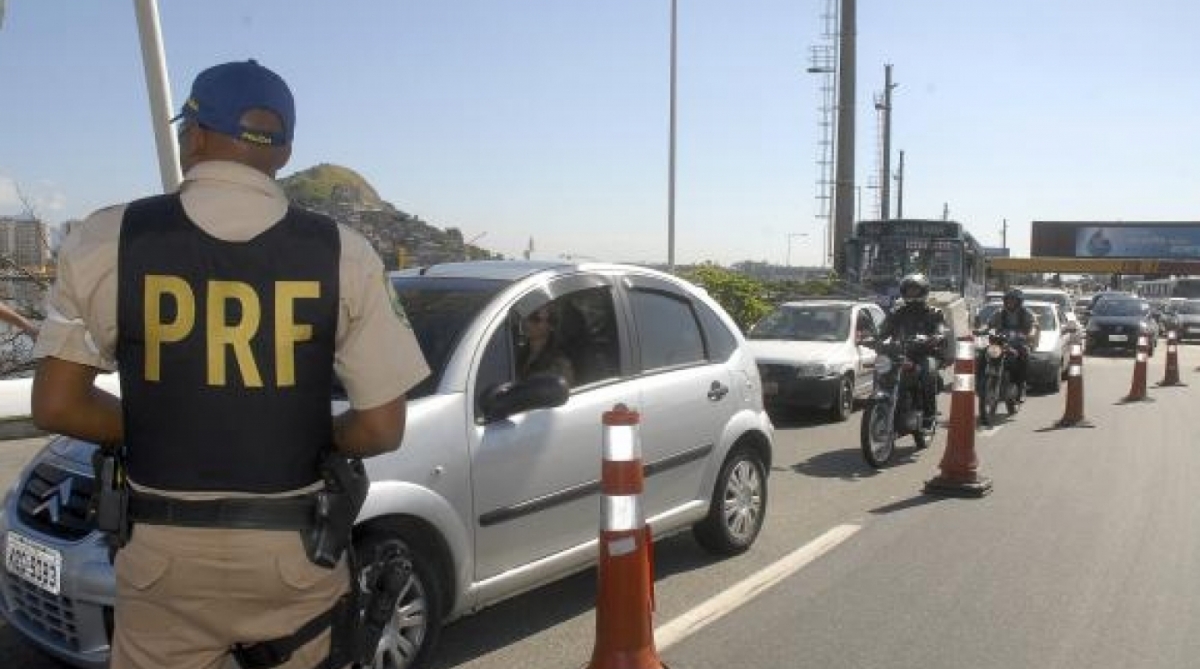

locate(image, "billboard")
(1031, 222), (1200, 259)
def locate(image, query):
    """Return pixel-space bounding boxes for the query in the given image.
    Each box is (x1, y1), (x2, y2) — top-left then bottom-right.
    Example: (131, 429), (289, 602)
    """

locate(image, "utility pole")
(894, 150), (905, 219)
(942, 203), (949, 221)
(876, 64), (897, 220)
(1001, 218), (1008, 250)
(831, 0), (856, 274)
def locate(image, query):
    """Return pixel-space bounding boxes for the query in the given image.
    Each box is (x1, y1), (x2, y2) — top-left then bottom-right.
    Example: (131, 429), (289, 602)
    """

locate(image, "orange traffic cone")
(1158, 329), (1184, 387)
(925, 336), (992, 498)
(1121, 334), (1152, 402)
(1055, 338), (1092, 428)
(587, 405), (666, 669)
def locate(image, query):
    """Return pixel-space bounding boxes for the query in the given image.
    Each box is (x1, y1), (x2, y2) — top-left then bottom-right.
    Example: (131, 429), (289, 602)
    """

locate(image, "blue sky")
(2, 1), (1199, 266)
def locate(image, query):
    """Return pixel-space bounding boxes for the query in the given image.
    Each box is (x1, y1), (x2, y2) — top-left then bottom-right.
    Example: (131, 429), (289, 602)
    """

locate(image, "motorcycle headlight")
(987, 344), (1003, 359)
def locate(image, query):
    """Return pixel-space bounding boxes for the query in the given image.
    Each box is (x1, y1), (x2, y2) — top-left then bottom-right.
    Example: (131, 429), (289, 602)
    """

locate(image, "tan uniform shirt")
(34, 160), (430, 488)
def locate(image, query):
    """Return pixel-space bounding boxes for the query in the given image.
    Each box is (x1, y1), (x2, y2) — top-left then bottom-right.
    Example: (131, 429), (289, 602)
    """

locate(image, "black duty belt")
(128, 493), (316, 531)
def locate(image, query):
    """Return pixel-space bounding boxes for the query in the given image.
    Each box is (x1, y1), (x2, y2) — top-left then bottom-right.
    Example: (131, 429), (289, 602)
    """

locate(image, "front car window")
(854, 239), (963, 293)
(748, 305), (850, 342)
(1093, 300), (1147, 317)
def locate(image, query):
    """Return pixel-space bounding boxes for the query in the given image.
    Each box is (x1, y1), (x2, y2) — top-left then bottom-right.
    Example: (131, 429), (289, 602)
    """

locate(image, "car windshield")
(1093, 300), (1147, 317)
(387, 276), (507, 399)
(1022, 292), (1069, 309)
(1027, 305), (1057, 330)
(748, 305), (850, 342)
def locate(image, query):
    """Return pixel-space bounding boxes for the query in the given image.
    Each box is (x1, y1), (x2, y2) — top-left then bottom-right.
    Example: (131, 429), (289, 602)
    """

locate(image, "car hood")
(746, 339), (852, 365)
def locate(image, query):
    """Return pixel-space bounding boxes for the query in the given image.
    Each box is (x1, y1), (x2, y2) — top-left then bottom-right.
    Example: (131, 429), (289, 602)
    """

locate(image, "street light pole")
(667, 0), (678, 272)
(786, 233), (809, 269)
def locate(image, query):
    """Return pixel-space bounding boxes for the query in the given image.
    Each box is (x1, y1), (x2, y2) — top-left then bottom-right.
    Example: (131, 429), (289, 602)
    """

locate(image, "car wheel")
(355, 532), (446, 669)
(829, 375), (854, 422)
(693, 445), (767, 556)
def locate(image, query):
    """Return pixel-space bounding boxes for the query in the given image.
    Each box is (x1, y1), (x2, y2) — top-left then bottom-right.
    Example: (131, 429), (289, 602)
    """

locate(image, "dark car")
(1083, 297), (1158, 356)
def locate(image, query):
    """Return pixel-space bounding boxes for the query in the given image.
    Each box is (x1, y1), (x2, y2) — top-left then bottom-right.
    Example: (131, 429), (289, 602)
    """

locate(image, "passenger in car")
(518, 304), (576, 385)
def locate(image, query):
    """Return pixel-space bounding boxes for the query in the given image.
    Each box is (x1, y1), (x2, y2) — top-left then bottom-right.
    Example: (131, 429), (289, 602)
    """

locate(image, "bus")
(844, 219), (987, 310)
(1133, 277), (1200, 300)
(843, 219), (987, 364)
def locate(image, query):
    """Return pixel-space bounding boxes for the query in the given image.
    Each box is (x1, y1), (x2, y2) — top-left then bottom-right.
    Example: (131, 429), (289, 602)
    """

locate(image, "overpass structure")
(987, 257), (1200, 276)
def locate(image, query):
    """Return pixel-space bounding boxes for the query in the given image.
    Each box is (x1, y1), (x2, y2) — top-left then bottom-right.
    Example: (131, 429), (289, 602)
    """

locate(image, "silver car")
(975, 300), (1073, 392)
(0, 261), (774, 669)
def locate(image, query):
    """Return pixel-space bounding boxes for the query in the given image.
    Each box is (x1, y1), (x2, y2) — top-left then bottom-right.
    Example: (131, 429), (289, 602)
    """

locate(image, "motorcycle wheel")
(914, 408), (935, 450)
(1005, 376), (1019, 415)
(984, 373), (1001, 426)
(860, 400), (896, 468)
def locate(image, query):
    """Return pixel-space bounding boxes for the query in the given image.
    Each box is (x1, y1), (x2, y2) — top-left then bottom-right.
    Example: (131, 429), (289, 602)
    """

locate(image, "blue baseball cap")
(173, 59), (294, 147)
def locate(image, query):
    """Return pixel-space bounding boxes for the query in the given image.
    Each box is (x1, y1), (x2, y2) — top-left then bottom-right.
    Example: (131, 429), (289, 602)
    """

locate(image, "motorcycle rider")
(877, 273), (947, 433)
(984, 287), (1039, 404)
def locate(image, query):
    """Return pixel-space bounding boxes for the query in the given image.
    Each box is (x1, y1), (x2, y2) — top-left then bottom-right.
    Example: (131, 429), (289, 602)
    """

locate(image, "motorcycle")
(975, 329), (1025, 427)
(860, 335), (939, 468)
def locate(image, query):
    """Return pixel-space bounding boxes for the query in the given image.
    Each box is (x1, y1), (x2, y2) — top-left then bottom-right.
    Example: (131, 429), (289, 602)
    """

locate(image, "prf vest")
(116, 194), (340, 493)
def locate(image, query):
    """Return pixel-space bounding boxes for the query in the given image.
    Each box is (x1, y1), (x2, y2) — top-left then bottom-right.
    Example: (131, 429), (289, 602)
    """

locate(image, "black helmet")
(1004, 288), (1023, 307)
(899, 273), (930, 304)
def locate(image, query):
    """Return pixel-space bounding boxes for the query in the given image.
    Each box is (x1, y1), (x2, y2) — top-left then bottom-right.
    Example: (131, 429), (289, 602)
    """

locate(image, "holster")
(89, 446), (130, 548)
(301, 454), (368, 568)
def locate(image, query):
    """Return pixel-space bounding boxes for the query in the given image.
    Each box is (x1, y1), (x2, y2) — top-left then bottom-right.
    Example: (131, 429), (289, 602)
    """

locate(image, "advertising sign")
(1031, 222), (1200, 259)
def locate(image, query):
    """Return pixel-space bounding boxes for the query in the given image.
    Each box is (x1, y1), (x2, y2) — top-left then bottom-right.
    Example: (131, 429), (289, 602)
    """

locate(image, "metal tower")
(808, 0), (838, 267)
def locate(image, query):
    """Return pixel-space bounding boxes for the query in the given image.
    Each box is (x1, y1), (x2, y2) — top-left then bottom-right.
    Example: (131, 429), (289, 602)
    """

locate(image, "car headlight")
(796, 362), (836, 378)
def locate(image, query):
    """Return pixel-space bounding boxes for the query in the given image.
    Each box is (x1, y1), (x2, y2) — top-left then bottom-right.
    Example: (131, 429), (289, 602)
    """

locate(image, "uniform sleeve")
(32, 208), (122, 371)
(334, 229), (430, 410)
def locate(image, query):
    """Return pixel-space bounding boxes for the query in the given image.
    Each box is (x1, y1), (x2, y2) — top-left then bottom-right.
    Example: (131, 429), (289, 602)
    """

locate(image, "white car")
(746, 300), (888, 421)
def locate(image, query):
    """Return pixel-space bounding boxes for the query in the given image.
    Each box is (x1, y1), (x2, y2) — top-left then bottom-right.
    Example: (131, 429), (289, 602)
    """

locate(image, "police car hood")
(746, 339), (852, 366)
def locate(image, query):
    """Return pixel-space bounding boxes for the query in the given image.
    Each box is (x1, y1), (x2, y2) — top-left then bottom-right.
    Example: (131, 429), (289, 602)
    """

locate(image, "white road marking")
(655, 523), (861, 650)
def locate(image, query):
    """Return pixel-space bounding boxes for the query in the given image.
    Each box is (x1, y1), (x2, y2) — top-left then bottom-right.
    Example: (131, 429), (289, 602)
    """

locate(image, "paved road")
(2, 345), (1197, 668)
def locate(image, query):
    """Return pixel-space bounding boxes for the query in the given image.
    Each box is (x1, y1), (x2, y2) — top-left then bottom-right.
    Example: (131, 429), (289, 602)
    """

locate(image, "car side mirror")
(479, 373), (570, 423)
(856, 332), (876, 348)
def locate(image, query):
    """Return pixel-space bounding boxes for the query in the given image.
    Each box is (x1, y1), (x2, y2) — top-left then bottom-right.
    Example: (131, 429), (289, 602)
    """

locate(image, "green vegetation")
(680, 264), (847, 332)
(279, 163), (384, 208)
(680, 264), (773, 331)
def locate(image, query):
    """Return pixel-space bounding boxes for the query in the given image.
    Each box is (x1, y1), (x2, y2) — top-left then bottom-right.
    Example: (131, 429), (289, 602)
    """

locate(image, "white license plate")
(762, 381), (778, 396)
(1108, 334), (1128, 342)
(4, 532), (62, 595)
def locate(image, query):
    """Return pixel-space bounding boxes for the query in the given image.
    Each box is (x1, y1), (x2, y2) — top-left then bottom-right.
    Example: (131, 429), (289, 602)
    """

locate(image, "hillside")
(278, 163), (499, 268)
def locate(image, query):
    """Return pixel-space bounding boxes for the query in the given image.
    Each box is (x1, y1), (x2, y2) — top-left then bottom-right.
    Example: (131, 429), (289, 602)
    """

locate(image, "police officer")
(877, 273), (947, 432)
(986, 287), (1039, 401)
(31, 60), (429, 669)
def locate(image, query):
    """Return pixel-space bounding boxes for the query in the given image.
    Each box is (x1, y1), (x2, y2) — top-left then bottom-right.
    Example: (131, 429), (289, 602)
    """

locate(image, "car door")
(622, 276), (734, 520)
(469, 275), (634, 581)
(852, 305), (880, 397)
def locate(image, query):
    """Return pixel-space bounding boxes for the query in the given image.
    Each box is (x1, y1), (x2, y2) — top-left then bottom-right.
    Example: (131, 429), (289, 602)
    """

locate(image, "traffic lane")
(431, 389), (957, 668)
(662, 348), (1200, 669)
(0, 348), (1176, 669)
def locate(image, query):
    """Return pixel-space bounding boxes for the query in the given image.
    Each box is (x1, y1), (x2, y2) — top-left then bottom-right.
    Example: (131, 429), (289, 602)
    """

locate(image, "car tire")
(354, 531), (446, 669)
(829, 375), (854, 422)
(693, 445), (767, 556)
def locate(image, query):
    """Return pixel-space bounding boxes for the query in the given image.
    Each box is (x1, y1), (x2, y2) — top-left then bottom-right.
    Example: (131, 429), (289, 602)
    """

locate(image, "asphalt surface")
(2, 344), (1198, 669)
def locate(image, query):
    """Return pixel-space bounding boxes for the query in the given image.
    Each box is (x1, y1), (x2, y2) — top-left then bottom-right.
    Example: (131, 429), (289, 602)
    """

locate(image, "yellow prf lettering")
(207, 281), (263, 387)
(275, 281), (320, 386)
(144, 275), (196, 382)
